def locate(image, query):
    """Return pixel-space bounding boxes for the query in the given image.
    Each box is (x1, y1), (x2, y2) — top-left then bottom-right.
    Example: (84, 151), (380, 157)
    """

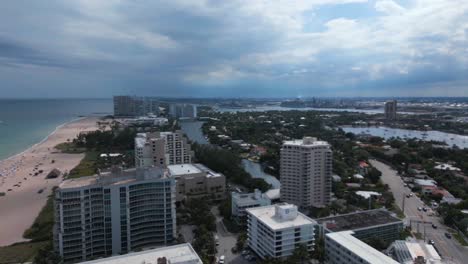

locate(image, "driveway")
(370, 159), (468, 264)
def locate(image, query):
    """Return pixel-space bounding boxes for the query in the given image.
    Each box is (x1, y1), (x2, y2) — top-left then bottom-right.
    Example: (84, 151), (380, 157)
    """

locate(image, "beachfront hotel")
(280, 137), (332, 208)
(53, 167), (176, 263)
(246, 203), (317, 259)
(135, 131), (193, 168)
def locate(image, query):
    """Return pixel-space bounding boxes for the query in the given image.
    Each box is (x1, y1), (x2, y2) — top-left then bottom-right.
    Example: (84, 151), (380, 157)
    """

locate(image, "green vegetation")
(23, 189), (56, 242)
(193, 143), (271, 192)
(184, 198), (217, 263)
(68, 151), (99, 178)
(0, 241), (48, 264)
(54, 142), (86, 153)
(453, 233), (468, 246)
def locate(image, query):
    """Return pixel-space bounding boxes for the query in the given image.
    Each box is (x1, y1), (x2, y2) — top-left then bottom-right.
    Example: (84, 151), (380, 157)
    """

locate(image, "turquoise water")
(0, 99), (112, 161)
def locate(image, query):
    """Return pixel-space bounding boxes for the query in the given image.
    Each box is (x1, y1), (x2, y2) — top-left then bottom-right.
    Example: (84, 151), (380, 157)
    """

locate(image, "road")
(211, 207), (251, 264)
(370, 159), (468, 264)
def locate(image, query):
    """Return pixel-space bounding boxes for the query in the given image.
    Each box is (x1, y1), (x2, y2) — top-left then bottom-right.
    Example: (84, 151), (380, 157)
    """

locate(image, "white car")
(218, 255), (225, 264)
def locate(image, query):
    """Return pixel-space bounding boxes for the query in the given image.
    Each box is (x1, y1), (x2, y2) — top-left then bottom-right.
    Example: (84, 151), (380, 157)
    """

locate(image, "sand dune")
(0, 117), (99, 246)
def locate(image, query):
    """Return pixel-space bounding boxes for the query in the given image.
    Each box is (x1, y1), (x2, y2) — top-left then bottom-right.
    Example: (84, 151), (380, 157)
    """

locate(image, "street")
(370, 159), (468, 264)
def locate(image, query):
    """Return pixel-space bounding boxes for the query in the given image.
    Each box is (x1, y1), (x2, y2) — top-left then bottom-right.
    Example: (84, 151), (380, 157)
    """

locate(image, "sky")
(1, 0), (467, 98)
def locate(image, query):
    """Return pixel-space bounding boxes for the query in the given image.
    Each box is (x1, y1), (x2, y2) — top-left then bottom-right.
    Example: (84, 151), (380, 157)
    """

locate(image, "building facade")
(169, 104), (197, 119)
(54, 167), (176, 263)
(246, 203), (316, 259)
(78, 243), (203, 264)
(167, 163), (226, 202)
(135, 131), (193, 168)
(113, 96), (159, 117)
(385, 100), (397, 120)
(325, 231), (399, 264)
(280, 137), (332, 208)
(231, 189), (271, 222)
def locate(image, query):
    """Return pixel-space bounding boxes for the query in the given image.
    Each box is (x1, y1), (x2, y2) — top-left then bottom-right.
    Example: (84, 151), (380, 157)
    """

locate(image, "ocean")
(0, 99), (112, 161)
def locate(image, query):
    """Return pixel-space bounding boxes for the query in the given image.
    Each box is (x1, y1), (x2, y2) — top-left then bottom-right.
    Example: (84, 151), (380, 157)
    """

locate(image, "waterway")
(341, 126), (468, 149)
(180, 120), (280, 188)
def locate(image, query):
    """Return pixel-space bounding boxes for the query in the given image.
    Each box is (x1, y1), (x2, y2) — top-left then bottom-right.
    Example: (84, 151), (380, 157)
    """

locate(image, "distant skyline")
(1, 1), (468, 98)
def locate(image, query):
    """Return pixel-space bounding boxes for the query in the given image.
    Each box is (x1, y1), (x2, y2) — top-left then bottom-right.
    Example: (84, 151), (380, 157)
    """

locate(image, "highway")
(370, 160), (468, 264)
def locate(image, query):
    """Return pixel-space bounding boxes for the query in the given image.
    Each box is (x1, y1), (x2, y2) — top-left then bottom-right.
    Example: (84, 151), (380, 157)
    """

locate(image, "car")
(218, 255), (225, 264)
(241, 250), (249, 256)
(432, 223), (437, 229)
(422, 207), (428, 212)
(428, 239), (435, 245)
(417, 207), (423, 211)
(445, 233), (452, 239)
(406, 194), (411, 198)
(409, 193), (414, 197)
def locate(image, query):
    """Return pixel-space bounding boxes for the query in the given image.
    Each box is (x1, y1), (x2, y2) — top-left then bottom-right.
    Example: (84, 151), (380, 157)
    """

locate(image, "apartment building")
(231, 189), (271, 222)
(385, 100), (397, 120)
(169, 104), (197, 119)
(325, 231), (399, 264)
(280, 137), (332, 208)
(246, 203), (317, 259)
(113, 96), (159, 117)
(135, 131), (193, 168)
(78, 243), (202, 264)
(54, 167), (176, 263)
(167, 163), (226, 202)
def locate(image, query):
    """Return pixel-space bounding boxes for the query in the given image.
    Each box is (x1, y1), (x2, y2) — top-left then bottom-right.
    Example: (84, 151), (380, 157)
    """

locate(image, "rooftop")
(283, 137), (330, 147)
(317, 209), (402, 232)
(79, 243), (202, 264)
(167, 163), (222, 178)
(326, 231), (399, 264)
(246, 203), (316, 230)
(232, 189), (271, 206)
(59, 167), (168, 190)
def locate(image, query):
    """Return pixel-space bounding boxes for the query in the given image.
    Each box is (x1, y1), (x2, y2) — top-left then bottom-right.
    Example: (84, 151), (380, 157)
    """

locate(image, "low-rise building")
(388, 240), (443, 264)
(231, 189), (271, 222)
(325, 231), (399, 264)
(317, 208), (403, 243)
(167, 163), (225, 202)
(246, 203), (317, 259)
(79, 243), (202, 264)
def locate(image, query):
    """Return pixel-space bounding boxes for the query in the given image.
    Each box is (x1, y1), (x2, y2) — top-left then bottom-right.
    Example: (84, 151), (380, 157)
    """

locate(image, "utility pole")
(402, 195), (405, 214)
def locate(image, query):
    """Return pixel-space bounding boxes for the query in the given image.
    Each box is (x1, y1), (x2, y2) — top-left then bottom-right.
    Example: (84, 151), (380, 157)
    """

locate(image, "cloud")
(0, 0), (467, 97)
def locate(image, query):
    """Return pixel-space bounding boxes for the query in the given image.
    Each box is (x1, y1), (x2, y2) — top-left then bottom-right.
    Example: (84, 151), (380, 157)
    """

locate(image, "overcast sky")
(1, 0), (467, 98)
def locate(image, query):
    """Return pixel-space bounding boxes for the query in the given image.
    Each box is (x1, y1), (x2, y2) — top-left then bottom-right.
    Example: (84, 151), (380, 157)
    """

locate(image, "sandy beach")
(0, 117), (99, 246)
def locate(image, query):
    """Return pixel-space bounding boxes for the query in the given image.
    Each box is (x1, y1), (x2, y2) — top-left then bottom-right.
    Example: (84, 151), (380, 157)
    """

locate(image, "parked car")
(428, 239), (435, 245)
(417, 207), (423, 211)
(422, 207), (428, 212)
(432, 223), (437, 229)
(445, 233), (452, 239)
(218, 255), (225, 264)
(241, 250), (249, 256)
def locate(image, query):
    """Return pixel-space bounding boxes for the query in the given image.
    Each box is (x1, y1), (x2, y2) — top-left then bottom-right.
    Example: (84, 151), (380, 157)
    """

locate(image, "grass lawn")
(55, 142), (86, 154)
(0, 241), (48, 263)
(68, 151), (99, 178)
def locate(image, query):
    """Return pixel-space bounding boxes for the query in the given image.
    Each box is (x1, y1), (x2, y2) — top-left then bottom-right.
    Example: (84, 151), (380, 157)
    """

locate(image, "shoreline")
(0, 117), (86, 165)
(0, 116), (100, 247)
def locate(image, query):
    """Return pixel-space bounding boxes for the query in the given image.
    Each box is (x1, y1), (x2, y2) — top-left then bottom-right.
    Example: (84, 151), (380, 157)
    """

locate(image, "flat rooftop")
(317, 209), (402, 232)
(232, 191), (270, 206)
(59, 167), (167, 190)
(79, 243), (202, 264)
(168, 163), (222, 178)
(327, 231), (399, 264)
(247, 204), (316, 230)
(283, 137), (330, 147)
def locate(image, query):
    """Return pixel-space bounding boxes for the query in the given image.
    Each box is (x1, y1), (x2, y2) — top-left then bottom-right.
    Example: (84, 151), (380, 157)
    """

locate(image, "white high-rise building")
(280, 137), (332, 208)
(53, 167), (176, 263)
(135, 131), (193, 168)
(246, 203), (317, 260)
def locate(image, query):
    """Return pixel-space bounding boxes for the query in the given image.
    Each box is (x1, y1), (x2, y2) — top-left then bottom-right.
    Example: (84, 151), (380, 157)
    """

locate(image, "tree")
(287, 244), (310, 264)
(311, 237), (325, 263)
(368, 167), (382, 184)
(34, 243), (61, 264)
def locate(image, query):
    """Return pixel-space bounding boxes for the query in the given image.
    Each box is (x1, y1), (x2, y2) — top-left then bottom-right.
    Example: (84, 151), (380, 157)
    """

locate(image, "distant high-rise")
(135, 131), (193, 168)
(169, 104), (197, 118)
(53, 167), (176, 263)
(113, 96), (159, 117)
(280, 137), (332, 208)
(384, 100), (397, 120)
